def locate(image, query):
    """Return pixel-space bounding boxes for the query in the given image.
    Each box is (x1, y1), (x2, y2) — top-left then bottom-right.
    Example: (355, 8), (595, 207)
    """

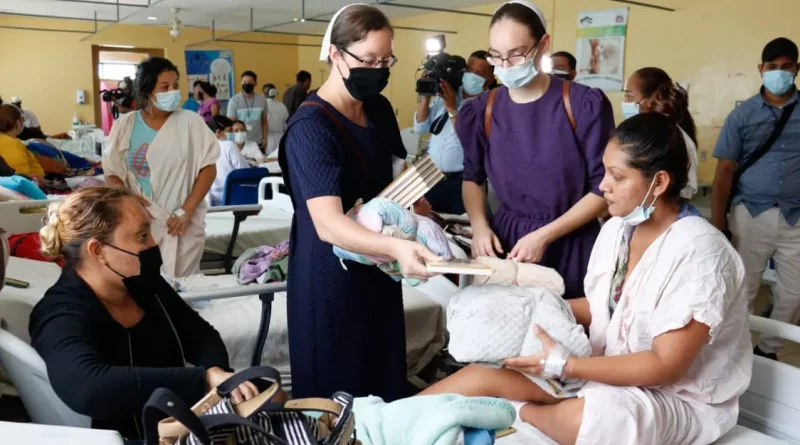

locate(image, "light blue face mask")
(495, 48), (539, 89)
(621, 177), (658, 226)
(225, 132), (235, 142)
(462, 72), (486, 95)
(153, 90), (182, 112)
(762, 69), (796, 96)
(621, 102), (640, 120)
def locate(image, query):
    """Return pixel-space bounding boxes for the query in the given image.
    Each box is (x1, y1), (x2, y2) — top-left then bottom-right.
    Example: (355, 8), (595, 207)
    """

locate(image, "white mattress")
(204, 206), (292, 257)
(497, 422), (788, 445)
(189, 274), (446, 391)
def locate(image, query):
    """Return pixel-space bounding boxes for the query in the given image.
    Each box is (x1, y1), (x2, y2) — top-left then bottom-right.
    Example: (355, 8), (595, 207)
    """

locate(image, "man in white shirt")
(263, 83), (289, 158)
(226, 70), (269, 149)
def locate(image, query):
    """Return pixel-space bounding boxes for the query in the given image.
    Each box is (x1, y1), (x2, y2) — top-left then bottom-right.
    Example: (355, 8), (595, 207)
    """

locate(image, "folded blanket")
(472, 257), (565, 295)
(447, 285), (591, 397)
(333, 198), (452, 283)
(354, 394), (514, 445)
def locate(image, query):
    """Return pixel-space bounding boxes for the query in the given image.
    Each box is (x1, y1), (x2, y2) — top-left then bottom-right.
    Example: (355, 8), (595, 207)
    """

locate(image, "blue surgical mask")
(462, 72), (486, 95)
(495, 49), (539, 89)
(153, 90), (181, 112)
(621, 102), (640, 120)
(762, 70), (796, 96)
(225, 132), (235, 141)
(621, 177), (658, 226)
(233, 132), (248, 144)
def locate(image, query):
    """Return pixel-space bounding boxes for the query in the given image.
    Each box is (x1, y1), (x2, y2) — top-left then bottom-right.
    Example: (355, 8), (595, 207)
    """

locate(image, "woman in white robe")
(421, 113), (753, 445)
(103, 57), (219, 278)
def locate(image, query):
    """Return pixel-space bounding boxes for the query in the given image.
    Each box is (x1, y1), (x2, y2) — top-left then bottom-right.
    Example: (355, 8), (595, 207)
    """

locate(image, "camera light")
(425, 34), (446, 55)
(541, 54), (553, 73)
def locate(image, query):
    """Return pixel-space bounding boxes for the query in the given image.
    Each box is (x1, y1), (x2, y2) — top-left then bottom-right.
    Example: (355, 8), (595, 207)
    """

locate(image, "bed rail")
(180, 281), (286, 369)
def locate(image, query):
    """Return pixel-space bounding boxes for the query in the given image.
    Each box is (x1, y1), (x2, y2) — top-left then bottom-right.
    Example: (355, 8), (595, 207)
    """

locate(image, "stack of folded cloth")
(333, 197), (452, 284)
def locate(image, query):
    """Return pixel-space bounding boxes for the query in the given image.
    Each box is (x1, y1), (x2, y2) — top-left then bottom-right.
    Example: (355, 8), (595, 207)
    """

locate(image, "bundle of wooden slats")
(378, 155), (443, 208)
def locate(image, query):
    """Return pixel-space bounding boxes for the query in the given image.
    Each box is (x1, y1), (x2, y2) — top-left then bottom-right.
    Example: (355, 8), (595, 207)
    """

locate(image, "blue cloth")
(352, 394), (513, 445)
(127, 111), (157, 199)
(283, 93), (408, 401)
(0, 175), (46, 199)
(181, 97), (199, 112)
(413, 90), (465, 173)
(713, 88), (800, 226)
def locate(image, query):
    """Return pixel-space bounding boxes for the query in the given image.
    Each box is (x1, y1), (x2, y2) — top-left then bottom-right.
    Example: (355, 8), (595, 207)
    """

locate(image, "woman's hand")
(508, 228), (552, 263)
(471, 223), (503, 258)
(205, 367), (259, 404)
(391, 239), (442, 280)
(504, 325), (571, 378)
(167, 207), (192, 237)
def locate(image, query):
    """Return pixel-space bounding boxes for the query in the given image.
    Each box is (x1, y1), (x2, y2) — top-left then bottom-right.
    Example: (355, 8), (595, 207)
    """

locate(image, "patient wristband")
(172, 208), (186, 218)
(540, 343), (569, 379)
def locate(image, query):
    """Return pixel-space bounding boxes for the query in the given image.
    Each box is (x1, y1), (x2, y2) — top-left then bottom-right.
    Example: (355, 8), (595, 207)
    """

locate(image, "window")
(98, 63), (137, 81)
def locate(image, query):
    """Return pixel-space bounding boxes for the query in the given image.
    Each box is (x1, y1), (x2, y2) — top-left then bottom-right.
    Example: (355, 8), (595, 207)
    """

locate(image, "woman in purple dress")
(197, 81), (220, 125)
(458, 1), (615, 298)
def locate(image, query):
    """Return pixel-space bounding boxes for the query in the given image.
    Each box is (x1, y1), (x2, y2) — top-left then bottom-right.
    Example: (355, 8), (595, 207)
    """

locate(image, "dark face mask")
(242, 84), (255, 94)
(104, 244), (163, 292)
(338, 65), (390, 102)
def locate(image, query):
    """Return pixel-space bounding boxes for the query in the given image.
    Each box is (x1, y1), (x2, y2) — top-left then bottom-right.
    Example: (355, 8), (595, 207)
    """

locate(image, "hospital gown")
(577, 216), (753, 445)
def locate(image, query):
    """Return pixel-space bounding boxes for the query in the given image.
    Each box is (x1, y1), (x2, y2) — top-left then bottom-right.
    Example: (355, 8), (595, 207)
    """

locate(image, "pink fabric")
(100, 81), (113, 136)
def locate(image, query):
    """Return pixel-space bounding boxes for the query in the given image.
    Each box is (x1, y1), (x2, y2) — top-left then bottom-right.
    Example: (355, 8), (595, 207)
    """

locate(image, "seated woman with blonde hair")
(29, 186), (256, 441)
(421, 113), (753, 445)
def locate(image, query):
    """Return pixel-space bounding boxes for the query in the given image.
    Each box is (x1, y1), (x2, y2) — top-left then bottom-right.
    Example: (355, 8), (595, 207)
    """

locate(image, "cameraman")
(414, 53), (494, 215)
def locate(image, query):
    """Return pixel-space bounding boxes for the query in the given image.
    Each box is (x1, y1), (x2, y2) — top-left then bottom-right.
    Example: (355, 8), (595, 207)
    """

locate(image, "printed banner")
(574, 8), (628, 91)
(184, 50), (235, 107)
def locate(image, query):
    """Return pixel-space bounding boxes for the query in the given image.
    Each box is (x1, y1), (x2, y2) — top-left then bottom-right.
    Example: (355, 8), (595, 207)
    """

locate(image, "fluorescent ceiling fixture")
(102, 44), (135, 49)
(147, 16), (158, 20)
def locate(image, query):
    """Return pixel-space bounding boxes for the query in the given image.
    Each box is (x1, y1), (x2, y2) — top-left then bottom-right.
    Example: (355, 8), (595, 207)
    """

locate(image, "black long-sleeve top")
(29, 267), (231, 440)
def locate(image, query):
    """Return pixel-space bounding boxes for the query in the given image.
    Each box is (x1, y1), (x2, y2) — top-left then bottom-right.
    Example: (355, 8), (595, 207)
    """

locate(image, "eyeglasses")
(339, 47), (398, 69)
(485, 45), (536, 67)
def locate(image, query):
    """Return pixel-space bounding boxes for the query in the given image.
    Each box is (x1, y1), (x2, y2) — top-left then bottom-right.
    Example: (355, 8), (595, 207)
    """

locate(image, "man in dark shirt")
(283, 70), (312, 117)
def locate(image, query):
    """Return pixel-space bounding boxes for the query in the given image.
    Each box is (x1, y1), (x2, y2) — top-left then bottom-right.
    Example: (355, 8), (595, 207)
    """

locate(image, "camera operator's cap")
(10, 96), (21, 104)
(319, 3), (369, 61)
(496, 0), (547, 32)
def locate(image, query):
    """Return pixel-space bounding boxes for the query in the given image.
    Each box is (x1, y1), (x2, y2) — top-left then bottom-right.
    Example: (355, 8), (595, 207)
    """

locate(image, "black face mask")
(242, 84), (255, 94)
(104, 244), (164, 292)
(339, 66), (390, 102)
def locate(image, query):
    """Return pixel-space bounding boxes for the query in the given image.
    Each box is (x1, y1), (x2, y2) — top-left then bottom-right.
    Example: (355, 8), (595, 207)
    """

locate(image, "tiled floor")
(751, 285), (800, 366)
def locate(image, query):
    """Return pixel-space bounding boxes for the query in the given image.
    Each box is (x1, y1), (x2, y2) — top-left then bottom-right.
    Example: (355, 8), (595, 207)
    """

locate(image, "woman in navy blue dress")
(279, 4), (440, 401)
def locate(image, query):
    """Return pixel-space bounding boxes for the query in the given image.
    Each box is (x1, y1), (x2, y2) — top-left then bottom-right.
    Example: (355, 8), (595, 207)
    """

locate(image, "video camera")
(100, 76), (134, 119)
(415, 35), (466, 96)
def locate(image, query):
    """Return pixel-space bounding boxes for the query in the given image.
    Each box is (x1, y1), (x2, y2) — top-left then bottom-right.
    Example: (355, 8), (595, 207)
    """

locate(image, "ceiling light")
(147, 16), (158, 20)
(293, 17), (299, 22)
(300, 18), (305, 23)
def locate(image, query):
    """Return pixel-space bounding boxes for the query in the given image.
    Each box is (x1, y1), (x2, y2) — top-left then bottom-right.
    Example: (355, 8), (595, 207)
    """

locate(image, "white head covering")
(495, 0), (547, 32)
(319, 3), (369, 61)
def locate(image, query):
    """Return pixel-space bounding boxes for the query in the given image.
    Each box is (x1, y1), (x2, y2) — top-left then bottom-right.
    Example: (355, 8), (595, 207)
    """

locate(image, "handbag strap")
(143, 388), (210, 445)
(216, 366), (281, 397)
(734, 99), (797, 183)
(483, 80), (577, 139)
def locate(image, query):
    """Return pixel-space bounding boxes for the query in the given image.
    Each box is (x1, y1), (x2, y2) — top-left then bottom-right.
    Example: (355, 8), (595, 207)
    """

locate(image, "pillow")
(0, 184), (32, 202)
(0, 176), (47, 200)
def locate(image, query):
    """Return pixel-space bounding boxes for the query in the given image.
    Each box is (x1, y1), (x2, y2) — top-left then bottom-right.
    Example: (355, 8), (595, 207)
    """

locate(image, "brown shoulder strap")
(484, 88), (499, 137)
(562, 81), (577, 132)
(298, 101), (370, 179)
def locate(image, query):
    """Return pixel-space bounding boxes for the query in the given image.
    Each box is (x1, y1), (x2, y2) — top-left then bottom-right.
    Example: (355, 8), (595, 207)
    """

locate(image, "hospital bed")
(497, 315), (800, 445)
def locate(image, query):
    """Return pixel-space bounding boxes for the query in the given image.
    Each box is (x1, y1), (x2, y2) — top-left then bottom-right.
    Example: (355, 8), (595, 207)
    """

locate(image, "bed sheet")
(496, 422), (787, 445)
(204, 206), (292, 257)
(183, 274), (448, 393)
